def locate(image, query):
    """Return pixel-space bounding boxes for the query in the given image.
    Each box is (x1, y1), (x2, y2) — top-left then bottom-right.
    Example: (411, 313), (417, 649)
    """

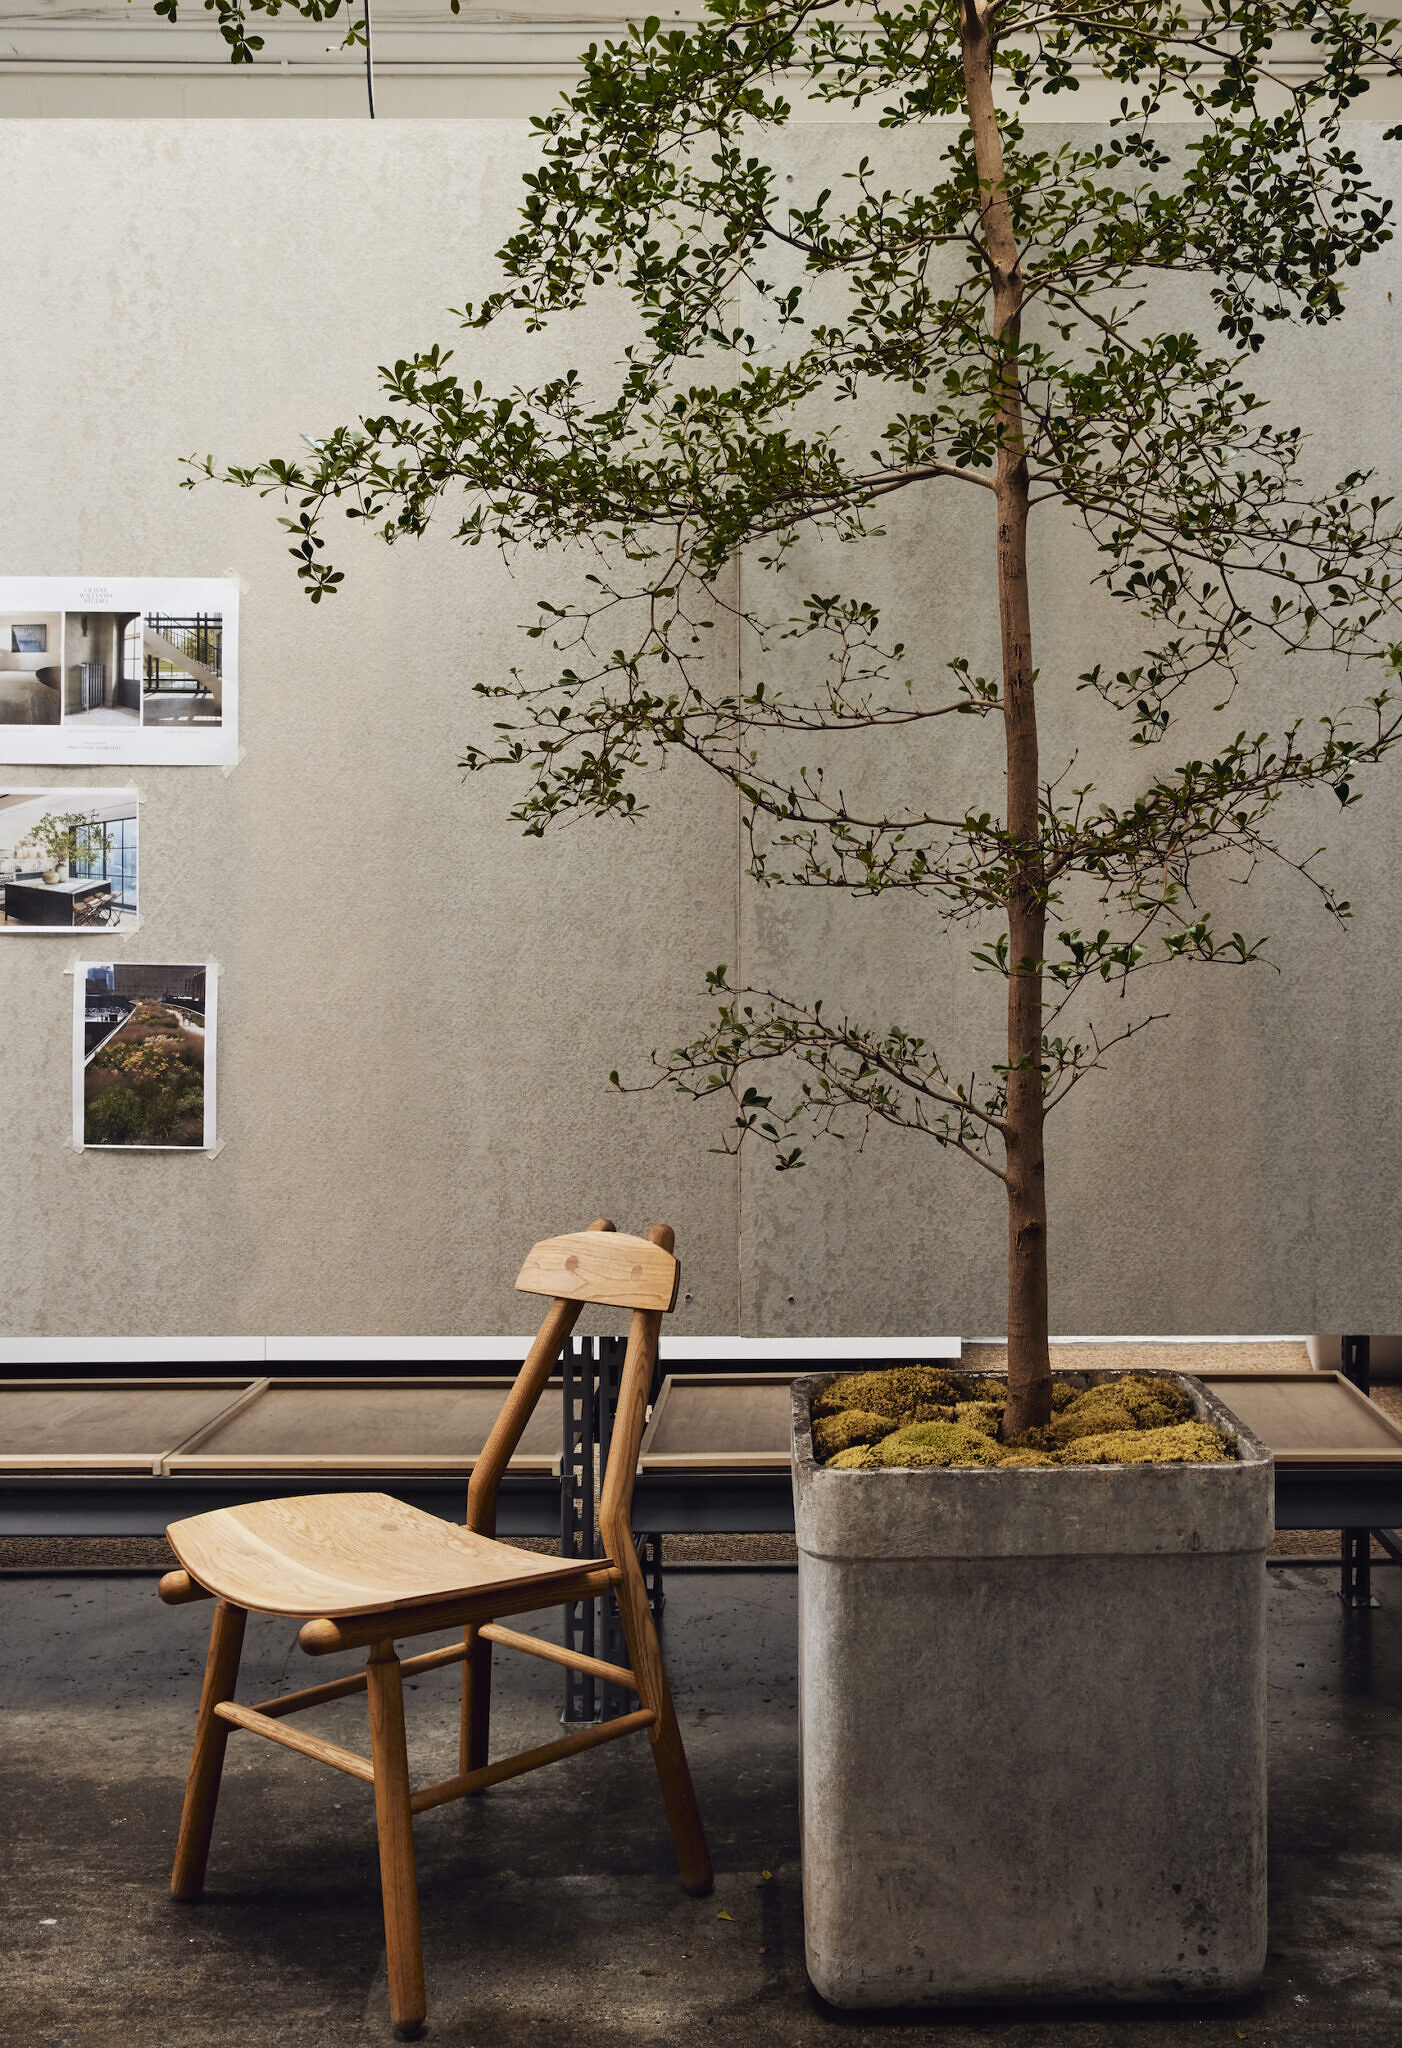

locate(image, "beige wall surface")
(0, 119), (1400, 1342)
(6, 4), (1402, 123)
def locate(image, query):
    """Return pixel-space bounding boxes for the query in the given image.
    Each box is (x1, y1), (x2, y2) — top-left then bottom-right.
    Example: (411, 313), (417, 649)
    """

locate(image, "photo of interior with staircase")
(0, 611), (63, 725)
(139, 609), (223, 727)
(61, 608), (223, 728)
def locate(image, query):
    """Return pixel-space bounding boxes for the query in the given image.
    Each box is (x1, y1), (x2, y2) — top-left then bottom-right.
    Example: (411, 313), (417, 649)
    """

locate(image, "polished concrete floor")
(4, 1564), (1401, 2047)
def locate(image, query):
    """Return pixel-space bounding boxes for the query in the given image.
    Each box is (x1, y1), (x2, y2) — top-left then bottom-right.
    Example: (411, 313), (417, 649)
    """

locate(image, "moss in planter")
(963, 1376), (1011, 1406)
(877, 1420), (1008, 1468)
(828, 1443), (883, 1469)
(1004, 1424), (1059, 1455)
(813, 1369), (1235, 1469)
(1052, 1375), (1194, 1446)
(813, 1367), (966, 1420)
(906, 1400), (958, 1425)
(812, 1407), (894, 1461)
(953, 1400), (1003, 1436)
(1060, 1421), (1235, 1465)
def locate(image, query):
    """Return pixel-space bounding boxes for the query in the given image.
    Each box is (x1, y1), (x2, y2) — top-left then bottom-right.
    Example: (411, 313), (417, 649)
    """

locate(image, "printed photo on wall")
(75, 963), (217, 1151)
(0, 790), (139, 934)
(0, 577), (237, 766)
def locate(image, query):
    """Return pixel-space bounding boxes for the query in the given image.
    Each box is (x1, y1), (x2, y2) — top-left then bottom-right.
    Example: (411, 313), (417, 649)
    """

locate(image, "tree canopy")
(177, 0), (1402, 1422)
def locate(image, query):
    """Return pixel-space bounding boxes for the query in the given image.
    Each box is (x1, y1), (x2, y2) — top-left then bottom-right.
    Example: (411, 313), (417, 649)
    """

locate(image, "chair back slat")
(465, 1218), (615, 1535)
(469, 1220), (677, 1548)
(465, 1296), (582, 1537)
(597, 1314), (662, 1561)
(516, 1229), (679, 1314)
(598, 1225), (673, 1559)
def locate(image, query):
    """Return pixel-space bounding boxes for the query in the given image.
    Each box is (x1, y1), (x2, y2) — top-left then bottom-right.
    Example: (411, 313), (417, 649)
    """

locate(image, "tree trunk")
(960, 0), (1051, 1437)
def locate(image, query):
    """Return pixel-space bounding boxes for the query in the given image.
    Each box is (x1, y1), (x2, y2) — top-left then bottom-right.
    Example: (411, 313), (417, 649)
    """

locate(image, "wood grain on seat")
(167, 1492), (602, 1618)
(515, 1229), (679, 1312)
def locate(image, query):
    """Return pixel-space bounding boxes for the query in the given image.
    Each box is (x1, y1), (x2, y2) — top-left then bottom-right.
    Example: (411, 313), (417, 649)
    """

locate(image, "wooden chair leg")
(171, 1599), (247, 1902)
(366, 1641), (427, 2038)
(458, 1624), (492, 1778)
(614, 1559), (713, 1895)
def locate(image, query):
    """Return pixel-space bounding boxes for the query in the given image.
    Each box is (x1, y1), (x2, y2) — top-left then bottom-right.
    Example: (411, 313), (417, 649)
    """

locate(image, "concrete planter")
(793, 1369), (1273, 2007)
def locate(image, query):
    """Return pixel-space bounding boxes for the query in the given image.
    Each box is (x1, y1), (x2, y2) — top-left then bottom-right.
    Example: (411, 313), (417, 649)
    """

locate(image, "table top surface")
(3, 876), (106, 895)
(5, 1367), (1402, 1478)
(639, 1367), (1402, 1468)
(0, 1376), (564, 1474)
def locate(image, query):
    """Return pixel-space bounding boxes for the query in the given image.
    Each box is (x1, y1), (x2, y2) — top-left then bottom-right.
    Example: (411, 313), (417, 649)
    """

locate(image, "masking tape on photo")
(70, 1138), (221, 1158)
(221, 745), (247, 779)
(221, 568), (252, 596)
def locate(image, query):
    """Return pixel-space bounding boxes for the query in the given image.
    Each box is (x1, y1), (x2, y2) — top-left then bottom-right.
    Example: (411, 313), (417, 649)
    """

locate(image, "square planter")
(792, 1368), (1273, 2007)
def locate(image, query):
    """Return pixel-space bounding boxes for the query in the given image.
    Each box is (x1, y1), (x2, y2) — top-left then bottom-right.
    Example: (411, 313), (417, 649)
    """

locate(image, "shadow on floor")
(3, 1568), (1401, 2046)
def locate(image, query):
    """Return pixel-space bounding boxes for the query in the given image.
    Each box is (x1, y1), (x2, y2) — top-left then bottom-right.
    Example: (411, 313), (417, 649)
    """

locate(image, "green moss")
(1052, 1374), (1194, 1445)
(1059, 1421), (1235, 1465)
(953, 1401), (1002, 1437)
(877, 1420), (1007, 1468)
(812, 1367), (966, 1420)
(811, 1368), (1233, 1469)
(960, 1377), (1010, 1406)
(904, 1400), (957, 1426)
(1052, 1399), (1139, 1444)
(811, 1407), (895, 1461)
(1118, 1374), (1194, 1422)
(1004, 1424), (1059, 1455)
(827, 1443), (883, 1469)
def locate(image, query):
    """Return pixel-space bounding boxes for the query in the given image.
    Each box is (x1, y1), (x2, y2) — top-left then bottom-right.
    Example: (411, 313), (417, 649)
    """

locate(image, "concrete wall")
(7, 6), (1401, 125)
(0, 118), (1399, 1341)
(62, 611), (123, 714)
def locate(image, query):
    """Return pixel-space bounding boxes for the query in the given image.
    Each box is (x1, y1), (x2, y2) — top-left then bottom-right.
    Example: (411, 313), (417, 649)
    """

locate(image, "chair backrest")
(515, 1228), (679, 1313)
(465, 1219), (678, 1553)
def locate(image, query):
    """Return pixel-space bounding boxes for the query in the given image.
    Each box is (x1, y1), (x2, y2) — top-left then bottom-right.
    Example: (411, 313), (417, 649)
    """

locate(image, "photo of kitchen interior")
(0, 789), (139, 930)
(0, 612), (63, 725)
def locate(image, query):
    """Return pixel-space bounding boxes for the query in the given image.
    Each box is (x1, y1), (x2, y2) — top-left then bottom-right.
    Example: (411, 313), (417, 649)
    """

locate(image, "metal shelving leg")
(1339, 1336), (1378, 1608)
(560, 1334), (669, 1719)
(562, 1336), (598, 1721)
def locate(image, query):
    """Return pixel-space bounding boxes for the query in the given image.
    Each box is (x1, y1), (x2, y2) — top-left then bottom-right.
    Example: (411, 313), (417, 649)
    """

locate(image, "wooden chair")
(157, 1221), (711, 2037)
(72, 884), (120, 929)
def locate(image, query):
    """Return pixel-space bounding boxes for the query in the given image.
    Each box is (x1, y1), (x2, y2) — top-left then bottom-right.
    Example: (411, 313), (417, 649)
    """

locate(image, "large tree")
(179, 0), (1402, 1436)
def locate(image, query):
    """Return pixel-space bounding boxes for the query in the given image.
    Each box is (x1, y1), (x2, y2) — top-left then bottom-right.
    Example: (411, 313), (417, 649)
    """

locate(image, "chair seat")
(168, 1491), (605, 1618)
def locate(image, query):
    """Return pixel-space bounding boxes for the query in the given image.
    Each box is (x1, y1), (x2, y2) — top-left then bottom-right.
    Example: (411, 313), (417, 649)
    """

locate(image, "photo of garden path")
(83, 966), (207, 1148)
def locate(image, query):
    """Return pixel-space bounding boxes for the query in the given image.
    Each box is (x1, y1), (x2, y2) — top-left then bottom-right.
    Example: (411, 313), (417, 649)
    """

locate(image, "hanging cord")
(363, 0), (376, 117)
